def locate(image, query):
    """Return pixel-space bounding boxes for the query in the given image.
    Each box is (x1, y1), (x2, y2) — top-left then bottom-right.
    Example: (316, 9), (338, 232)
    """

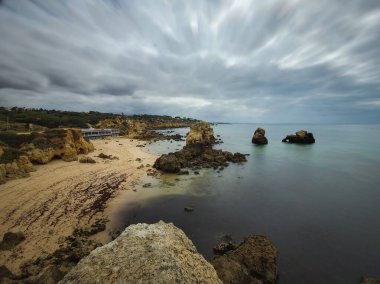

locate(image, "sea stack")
(282, 130), (315, 144)
(252, 127), (268, 145)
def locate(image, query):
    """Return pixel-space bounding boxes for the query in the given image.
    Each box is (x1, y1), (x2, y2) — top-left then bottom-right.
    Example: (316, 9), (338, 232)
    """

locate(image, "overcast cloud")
(0, 0), (380, 122)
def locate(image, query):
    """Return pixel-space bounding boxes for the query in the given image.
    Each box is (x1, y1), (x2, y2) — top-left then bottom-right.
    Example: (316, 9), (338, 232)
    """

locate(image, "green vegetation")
(0, 107), (198, 130)
(0, 146), (23, 164)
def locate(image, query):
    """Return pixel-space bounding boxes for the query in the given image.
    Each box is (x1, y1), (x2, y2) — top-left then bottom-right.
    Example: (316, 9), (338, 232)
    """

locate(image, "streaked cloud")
(0, 0), (379, 122)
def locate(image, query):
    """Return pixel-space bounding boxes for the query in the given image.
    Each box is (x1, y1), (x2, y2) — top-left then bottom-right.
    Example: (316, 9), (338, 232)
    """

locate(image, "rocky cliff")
(24, 129), (94, 164)
(0, 129), (94, 184)
(59, 221), (222, 284)
(186, 121), (216, 146)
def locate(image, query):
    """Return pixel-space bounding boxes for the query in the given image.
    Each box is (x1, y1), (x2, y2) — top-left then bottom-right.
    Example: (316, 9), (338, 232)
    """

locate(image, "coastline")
(0, 137), (158, 275)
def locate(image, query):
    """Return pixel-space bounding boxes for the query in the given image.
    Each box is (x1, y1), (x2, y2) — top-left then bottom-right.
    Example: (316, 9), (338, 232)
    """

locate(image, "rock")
(0, 231), (25, 250)
(0, 164), (6, 184)
(0, 265), (15, 281)
(153, 154), (181, 173)
(211, 235), (277, 284)
(186, 122), (216, 147)
(60, 221), (222, 284)
(36, 265), (64, 284)
(252, 127), (268, 145)
(361, 278), (380, 284)
(79, 156), (96, 163)
(282, 130), (315, 144)
(213, 241), (236, 256)
(142, 183), (152, 188)
(184, 207), (194, 212)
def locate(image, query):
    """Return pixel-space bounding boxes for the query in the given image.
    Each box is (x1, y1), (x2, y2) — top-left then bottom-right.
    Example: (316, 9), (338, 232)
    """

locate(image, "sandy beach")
(0, 137), (158, 275)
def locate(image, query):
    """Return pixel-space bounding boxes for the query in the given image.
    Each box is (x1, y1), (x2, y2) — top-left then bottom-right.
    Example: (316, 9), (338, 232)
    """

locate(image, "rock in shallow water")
(252, 127), (268, 145)
(59, 221), (222, 284)
(211, 235), (278, 284)
(282, 130), (315, 144)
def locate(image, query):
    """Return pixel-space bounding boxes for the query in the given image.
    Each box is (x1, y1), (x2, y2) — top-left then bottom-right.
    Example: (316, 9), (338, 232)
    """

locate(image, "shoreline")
(0, 137), (158, 276)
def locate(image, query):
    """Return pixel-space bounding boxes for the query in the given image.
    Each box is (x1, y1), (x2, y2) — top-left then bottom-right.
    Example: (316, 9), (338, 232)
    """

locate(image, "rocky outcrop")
(186, 122), (215, 147)
(252, 127), (268, 145)
(0, 155), (36, 183)
(60, 221), (222, 284)
(24, 129), (94, 164)
(211, 236), (278, 284)
(282, 130), (315, 144)
(154, 123), (246, 173)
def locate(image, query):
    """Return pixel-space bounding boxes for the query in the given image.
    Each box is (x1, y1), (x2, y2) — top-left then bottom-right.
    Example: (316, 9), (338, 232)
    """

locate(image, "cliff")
(59, 221), (222, 284)
(0, 129), (94, 184)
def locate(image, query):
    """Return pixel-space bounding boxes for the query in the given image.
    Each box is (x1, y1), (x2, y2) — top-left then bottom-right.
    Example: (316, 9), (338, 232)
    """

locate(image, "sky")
(0, 0), (380, 123)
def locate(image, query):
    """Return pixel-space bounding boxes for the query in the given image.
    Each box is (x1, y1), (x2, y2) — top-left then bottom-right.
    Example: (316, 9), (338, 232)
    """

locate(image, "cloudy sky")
(0, 0), (380, 123)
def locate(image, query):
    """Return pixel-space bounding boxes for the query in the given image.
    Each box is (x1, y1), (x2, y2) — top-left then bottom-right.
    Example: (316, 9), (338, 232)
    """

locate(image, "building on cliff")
(81, 128), (120, 139)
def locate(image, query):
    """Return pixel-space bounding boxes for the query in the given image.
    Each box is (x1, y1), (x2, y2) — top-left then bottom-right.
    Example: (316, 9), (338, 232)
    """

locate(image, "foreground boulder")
(0, 231), (25, 250)
(60, 221), (222, 284)
(211, 236), (278, 284)
(252, 127), (268, 145)
(282, 130), (315, 144)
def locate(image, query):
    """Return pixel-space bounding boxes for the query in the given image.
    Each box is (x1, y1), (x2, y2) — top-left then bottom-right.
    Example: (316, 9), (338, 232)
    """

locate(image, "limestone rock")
(282, 130), (315, 144)
(252, 127), (268, 145)
(211, 236), (277, 284)
(153, 153), (181, 173)
(60, 221), (222, 284)
(25, 129), (94, 164)
(186, 122), (215, 147)
(79, 156), (96, 163)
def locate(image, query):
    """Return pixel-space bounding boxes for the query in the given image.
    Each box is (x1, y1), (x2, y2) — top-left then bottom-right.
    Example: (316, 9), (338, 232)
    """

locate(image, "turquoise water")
(120, 124), (380, 283)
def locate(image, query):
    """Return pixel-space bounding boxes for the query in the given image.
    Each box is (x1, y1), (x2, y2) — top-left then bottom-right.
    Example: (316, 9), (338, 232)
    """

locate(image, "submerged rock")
(211, 235), (278, 284)
(282, 130), (315, 144)
(252, 127), (268, 145)
(60, 221), (222, 284)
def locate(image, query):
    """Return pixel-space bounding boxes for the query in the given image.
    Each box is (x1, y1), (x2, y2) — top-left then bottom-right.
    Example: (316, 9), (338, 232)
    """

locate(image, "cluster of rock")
(59, 221), (222, 284)
(211, 235), (278, 284)
(282, 130), (315, 144)
(251, 128), (316, 145)
(154, 122), (247, 173)
(0, 129), (94, 184)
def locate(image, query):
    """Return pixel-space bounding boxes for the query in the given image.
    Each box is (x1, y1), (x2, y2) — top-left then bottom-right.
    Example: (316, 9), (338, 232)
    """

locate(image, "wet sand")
(0, 137), (158, 274)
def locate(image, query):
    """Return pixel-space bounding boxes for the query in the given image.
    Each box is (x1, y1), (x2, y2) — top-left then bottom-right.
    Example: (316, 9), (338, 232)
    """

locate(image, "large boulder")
(0, 231), (25, 250)
(186, 122), (215, 147)
(211, 236), (277, 284)
(282, 130), (315, 144)
(153, 153), (181, 173)
(60, 221), (222, 284)
(252, 128), (268, 145)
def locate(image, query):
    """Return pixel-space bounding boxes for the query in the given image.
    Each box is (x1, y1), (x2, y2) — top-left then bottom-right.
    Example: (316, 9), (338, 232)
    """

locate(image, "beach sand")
(0, 137), (158, 274)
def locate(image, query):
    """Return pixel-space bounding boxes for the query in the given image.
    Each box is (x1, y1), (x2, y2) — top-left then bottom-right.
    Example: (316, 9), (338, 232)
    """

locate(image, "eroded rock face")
(211, 236), (278, 284)
(282, 130), (315, 144)
(24, 129), (94, 164)
(186, 122), (216, 147)
(252, 127), (268, 145)
(154, 123), (247, 173)
(60, 221), (222, 284)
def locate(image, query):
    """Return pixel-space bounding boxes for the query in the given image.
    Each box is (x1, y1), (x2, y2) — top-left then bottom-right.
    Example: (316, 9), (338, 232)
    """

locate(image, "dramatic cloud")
(0, 0), (380, 122)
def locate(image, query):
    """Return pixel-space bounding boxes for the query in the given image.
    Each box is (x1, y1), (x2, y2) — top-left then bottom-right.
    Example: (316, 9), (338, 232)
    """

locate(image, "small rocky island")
(252, 127), (268, 145)
(153, 122), (247, 173)
(282, 130), (315, 144)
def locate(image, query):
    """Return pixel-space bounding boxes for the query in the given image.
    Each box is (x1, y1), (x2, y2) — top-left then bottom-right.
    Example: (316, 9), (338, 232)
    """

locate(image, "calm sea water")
(112, 124), (380, 284)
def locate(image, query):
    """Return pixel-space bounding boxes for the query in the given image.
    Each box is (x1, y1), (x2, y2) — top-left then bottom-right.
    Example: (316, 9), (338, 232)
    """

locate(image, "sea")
(108, 124), (380, 284)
